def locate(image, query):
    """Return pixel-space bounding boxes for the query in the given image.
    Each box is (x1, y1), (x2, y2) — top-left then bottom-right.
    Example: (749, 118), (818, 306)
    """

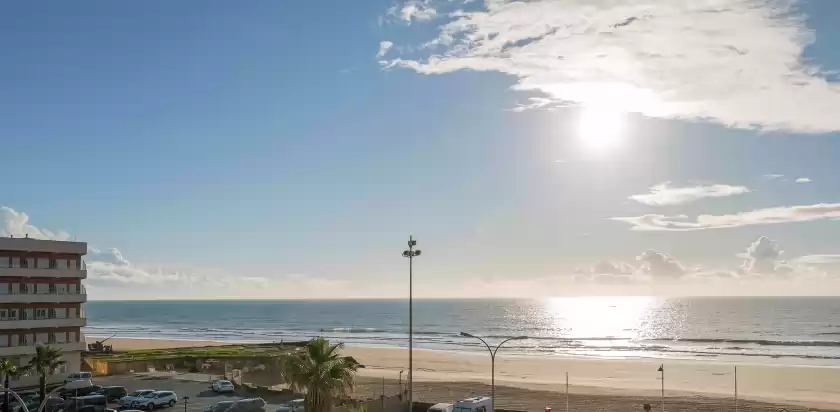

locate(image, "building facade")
(0, 237), (87, 389)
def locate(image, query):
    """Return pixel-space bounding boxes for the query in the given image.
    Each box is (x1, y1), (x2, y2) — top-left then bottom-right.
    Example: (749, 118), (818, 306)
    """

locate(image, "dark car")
(63, 395), (107, 412)
(96, 387), (127, 402)
(61, 386), (103, 399)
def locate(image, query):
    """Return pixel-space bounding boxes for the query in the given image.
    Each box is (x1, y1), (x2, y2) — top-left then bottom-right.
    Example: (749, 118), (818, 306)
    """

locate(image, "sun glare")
(578, 107), (625, 151)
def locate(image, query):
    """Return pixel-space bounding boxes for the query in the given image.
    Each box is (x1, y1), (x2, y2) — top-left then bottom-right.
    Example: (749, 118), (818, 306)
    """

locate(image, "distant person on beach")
(643, 404), (651, 412)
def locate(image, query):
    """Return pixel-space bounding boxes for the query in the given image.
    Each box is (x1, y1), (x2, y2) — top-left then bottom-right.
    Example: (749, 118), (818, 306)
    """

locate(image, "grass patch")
(85, 342), (305, 362)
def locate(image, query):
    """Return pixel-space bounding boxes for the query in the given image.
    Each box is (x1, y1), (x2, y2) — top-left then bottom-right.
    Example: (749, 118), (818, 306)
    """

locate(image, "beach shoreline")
(85, 336), (840, 409)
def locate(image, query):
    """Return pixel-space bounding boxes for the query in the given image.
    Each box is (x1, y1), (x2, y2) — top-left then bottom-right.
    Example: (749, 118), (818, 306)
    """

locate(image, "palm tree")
(282, 337), (359, 412)
(0, 359), (26, 412)
(27, 345), (64, 403)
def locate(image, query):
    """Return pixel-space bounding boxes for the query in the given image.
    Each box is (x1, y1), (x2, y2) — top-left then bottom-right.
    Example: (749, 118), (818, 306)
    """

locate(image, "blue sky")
(2, 0), (840, 299)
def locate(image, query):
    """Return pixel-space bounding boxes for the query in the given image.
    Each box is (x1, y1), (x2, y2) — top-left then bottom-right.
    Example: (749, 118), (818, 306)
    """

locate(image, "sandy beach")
(87, 337), (840, 410)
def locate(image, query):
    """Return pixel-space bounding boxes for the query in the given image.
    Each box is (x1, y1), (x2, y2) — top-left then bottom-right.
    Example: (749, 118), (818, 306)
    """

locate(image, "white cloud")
(384, 0), (840, 133)
(738, 236), (791, 274)
(636, 250), (685, 278)
(592, 260), (635, 276)
(388, 0), (437, 23)
(612, 203), (840, 231)
(377, 41), (394, 58)
(764, 174), (785, 180)
(0, 207), (70, 241)
(795, 177), (812, 183)
(629, 183), (749, 206)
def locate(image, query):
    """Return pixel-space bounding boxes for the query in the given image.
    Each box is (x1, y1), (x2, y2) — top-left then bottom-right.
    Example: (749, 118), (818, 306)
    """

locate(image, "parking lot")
(90, 374), (286, 412)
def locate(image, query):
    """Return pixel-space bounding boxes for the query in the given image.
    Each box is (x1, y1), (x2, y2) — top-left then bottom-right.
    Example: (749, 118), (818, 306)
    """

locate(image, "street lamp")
(183, 396), (190, 412)
(402, 236), (421, 411)
(460, 332), (527, 412)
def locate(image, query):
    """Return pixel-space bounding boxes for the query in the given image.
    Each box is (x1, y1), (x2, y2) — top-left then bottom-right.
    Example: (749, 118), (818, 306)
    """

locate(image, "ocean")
(83, 297), (840, 366)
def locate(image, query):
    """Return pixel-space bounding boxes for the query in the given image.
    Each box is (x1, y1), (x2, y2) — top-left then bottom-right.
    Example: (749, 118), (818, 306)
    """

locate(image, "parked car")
(226, 398), (265, 412)
(428, 404), (453, 412)
(64, 373), (93, 385)
(62, 395), (107, 412)
(44, 397), (65, 412)
(60, 384), (102, 399)
(211, 380), (234, 393)
(95, 387), (127, 402)
(274, 400), (304, 412)
(136, 391), (177, 410)
(119, 390), (156, 408)
(203, 401), (235, 412)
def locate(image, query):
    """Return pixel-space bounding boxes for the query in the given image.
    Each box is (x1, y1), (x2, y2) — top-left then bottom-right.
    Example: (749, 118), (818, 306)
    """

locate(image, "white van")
(64, 372), (92, 384)
(428, 403), (453, 412)
(452, 397), (492, 412)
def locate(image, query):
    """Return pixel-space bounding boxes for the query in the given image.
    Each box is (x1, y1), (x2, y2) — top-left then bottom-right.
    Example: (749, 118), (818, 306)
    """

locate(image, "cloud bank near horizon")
(3, 206), (840, 298)
(381, 0), (840, 133)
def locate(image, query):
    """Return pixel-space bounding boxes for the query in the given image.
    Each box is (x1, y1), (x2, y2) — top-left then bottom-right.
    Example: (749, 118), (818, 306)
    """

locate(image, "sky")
(2, 0), (840, 299)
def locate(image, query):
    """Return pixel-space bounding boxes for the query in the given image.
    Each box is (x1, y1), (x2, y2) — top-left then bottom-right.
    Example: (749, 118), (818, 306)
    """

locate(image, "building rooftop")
(0, 237), (87, 255)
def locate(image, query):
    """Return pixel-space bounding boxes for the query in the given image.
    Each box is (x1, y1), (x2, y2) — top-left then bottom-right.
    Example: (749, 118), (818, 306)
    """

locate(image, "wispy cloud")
(764, 174), (785, 180)
(795, 177), (812, 183)
(377, 41), (394, 58)
(612, 203), (840, 231)
(629, 183), (749, 206)
(387, 0), (437, 23)
(792, 255), (840, 265)
(383, 0), (840, 132)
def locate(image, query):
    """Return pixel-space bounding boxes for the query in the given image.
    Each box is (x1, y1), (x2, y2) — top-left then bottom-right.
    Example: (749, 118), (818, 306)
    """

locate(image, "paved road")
(92, 375), (285, 412)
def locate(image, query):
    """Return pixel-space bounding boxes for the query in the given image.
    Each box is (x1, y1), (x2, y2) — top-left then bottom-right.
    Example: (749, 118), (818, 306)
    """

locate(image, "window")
(56, 259), (67, 269)
(18, 284), (28, 294)
(18, 258), (27, 268)
(48, 259), (57, 269)
(35, 309), (47, 319)
(49, 308), (57, 319)
(0, 256), (8, 268)
(37, 258), (49, 269)
(48, 333), (56, 344)
(20, 334), (30, 346)
(19, 310), (28, 320)
(0, 310), (6, 320)
(57, 363), (67, 373)
(49, 284), (57, 294)
(67, 260), (77, 270)
(9, 310), (17, 321)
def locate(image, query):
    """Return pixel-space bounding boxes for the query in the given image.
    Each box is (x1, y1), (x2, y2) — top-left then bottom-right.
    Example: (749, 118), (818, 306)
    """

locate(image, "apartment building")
(0, 236), (87, 389)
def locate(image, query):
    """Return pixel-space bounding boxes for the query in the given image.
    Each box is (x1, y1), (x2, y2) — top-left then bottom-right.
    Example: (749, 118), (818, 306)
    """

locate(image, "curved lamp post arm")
(461, 333), (493, 358)
(492, 336), (527, 358)
(0, 388), (29, 412)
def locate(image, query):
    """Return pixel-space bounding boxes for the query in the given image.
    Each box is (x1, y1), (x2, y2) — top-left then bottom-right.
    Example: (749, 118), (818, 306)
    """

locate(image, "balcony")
(0, 341), (86, 357)
(0, 267), (87, 279)
(0, 317), (86, 330)
(1, 289), (87, 304)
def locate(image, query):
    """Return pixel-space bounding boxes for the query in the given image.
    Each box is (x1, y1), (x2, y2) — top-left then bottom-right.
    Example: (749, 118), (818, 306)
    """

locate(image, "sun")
(578, 107), (625, 151)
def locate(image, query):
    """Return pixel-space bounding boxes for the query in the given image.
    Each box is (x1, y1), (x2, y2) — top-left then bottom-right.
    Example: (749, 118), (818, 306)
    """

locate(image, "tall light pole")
(402, 236), (421, 412)
(460, 332), (527, 412)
